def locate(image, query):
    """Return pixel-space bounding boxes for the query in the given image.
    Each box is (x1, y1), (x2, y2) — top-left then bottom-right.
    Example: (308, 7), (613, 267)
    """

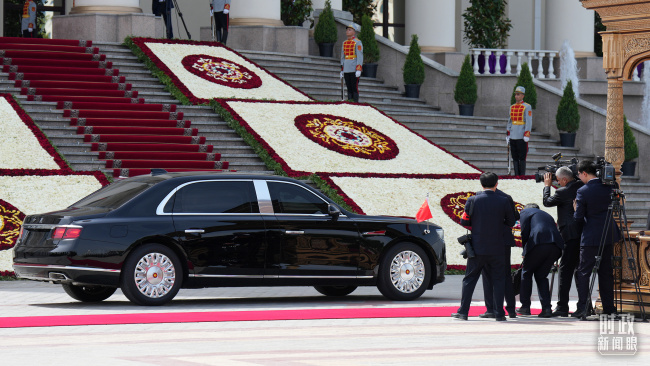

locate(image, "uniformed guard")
(211, 0), (231, 45)
(506, 86), (532, 176)
(21, 0), (37, 38)
(340, 23), (363, 103)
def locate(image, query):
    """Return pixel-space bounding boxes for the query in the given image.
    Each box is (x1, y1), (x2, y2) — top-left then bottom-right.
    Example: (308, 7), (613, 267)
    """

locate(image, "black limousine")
(13, 172), (446, 305)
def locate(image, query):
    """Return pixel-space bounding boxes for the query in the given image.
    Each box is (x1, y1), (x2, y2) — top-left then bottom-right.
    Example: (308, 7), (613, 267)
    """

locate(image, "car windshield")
(72, 181), (154, 209)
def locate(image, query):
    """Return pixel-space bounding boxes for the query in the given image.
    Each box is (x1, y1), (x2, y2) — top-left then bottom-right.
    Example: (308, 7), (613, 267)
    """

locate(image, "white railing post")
(528, 52), (537, 78)
(547, 52), (556, 79)
(496, 51), (503, 74)
(516, 51), (524, 75)
(537, 52), (546, 79)
(505, 51), (513, 75)
(633, 66), (640, 81)
(472, 49), (480, 75)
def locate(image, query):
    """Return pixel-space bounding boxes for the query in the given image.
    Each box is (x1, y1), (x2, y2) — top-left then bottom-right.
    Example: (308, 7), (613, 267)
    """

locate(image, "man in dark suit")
(542, 167), (583, 317)
(572, 160), (620, 317)
(480, 188), (520, 318)
(452, 172), (516, 321)
(516, 203), (564, 317)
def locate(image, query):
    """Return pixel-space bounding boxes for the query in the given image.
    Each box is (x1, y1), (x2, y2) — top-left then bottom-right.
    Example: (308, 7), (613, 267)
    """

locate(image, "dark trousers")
(482, 246), (516, 313)
(520, 244), (562, 310)
(459, 254), (506, 317)
(576, 245), (616, 314)
(22, 30), (35, 38)
(343, 72), (359, 102)
(556, 237), (580, 311)
(163, 8), (173, 39)
(510, 139), (528, 176)
(214, 12), (229, 44)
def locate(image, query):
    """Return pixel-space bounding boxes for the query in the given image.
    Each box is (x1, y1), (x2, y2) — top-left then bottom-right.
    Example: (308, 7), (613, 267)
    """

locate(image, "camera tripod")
(580, 189), (647, 321)
(171, 0), (192, 39)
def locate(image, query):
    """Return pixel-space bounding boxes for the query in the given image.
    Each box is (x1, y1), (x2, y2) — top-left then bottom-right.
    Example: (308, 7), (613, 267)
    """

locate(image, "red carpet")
(0, 306), (535, 329)
(2, 37), (228, 177)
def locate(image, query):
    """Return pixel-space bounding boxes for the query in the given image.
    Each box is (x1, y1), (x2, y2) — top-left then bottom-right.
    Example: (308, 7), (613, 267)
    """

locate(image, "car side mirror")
(328, 204), (341, 221)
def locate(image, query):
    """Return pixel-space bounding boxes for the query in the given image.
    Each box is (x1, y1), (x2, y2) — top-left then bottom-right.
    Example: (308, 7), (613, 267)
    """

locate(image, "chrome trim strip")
(13, 263), (121, 273)
(188, 274), (264, 279)
(156, 179), (256, 216)
(285, 230), (304, 235)
(253, 180), (274, 214)
(187, 274), (373, 279)
(274, 275), (373, 279)
(22, 224), (82, 230)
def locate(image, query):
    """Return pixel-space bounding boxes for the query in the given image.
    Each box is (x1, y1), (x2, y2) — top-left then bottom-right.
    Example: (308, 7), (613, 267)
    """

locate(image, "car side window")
(173, 181), (259, 214)
(267, 182), (329, 215)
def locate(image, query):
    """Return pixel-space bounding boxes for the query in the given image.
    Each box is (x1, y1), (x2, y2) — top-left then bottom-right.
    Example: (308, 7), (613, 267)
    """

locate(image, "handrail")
(469, 48), (559, 79)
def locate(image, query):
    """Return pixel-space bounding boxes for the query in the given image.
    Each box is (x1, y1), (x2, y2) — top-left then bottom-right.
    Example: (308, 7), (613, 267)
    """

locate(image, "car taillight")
(18, 225), (24, 239)
(52, 227), (82, 240)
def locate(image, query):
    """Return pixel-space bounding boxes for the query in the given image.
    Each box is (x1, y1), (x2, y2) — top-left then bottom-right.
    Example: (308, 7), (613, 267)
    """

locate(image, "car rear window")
(172, 181), (259, 214)
(72, 181), (153, 209)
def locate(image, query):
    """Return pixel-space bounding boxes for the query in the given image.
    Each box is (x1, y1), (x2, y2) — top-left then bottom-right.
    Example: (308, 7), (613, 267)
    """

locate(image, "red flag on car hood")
(415, 198), (433, 223)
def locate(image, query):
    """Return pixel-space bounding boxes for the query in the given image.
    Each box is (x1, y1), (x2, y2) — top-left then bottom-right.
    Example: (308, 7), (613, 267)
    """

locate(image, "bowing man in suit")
(516, 203), (564, 317)
(480, 188), (520, 318)
(452, 172), (516, 321)
(572, 160), (620, 317)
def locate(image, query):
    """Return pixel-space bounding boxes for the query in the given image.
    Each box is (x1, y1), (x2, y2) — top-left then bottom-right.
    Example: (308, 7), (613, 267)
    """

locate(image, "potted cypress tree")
(622, 116), (639, 176)
(510, 63), (537, 109)
(454, 55), (478, 116)
(403, 34), (425, 98)
(358, 14), (380, 78)
(313, 0), (337, 57)
(555, 80), (580, 147)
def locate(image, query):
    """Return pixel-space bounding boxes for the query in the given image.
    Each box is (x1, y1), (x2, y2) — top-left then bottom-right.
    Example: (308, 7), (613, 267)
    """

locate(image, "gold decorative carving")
(605, 80), (624, 172)
(624, 36), (650, 58)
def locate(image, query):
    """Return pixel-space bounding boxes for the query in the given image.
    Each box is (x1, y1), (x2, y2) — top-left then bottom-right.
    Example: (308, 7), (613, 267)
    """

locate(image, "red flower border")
(294, 113), (399, 161)
(219, 99), (488, 177)
(0, 270), (14, 277)
(1, 94), (71, 172)
(129, 37), (313, 104)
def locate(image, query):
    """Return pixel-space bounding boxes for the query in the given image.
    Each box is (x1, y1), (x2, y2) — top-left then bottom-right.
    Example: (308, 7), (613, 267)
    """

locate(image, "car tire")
(377, 243), (431, 301)
(314, 285), (357, 297)
(61, 284), (117, 302)
(121, 244), (182, 306)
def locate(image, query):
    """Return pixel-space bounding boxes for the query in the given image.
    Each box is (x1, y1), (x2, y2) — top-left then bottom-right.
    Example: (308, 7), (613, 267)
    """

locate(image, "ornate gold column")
(605, 79), (625, 173)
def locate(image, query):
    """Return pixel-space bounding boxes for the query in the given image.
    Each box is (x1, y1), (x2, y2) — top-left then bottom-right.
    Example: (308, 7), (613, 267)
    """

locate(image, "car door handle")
(285, 230), (304, 235)
(185, 229), (205, 234)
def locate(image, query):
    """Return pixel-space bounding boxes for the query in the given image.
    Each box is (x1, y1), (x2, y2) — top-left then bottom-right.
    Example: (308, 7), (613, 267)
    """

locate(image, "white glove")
(523, 136), (530, 142)
(506, 136), (510, 145)
(355, 70), (361, 78)
(340, 71), (344, 79)
(223, 9), (229, 14)
(210, 9), (214, 16)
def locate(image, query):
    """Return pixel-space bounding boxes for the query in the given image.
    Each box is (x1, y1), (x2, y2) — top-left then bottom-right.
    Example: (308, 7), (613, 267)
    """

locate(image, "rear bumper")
(13, 263), (121, 287)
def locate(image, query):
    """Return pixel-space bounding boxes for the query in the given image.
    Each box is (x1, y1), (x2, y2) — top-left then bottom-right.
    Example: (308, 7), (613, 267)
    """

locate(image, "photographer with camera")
(451, 172), (516, 322)
(516, 203), (564, 318)
(572, 160), (621, 318)
(542, 167), (583, 317)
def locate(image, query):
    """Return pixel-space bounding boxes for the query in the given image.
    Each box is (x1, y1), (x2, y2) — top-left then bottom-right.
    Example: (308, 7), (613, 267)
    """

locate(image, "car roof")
(121, 171), (307, 185)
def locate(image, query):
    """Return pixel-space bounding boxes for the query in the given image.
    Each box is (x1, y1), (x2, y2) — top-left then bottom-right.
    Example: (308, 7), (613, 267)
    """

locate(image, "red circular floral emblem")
(0, 199), (25, 251)
(440, 192), (524, 247)
(294, 113), (399, 160)
(181, 54), (262, 89)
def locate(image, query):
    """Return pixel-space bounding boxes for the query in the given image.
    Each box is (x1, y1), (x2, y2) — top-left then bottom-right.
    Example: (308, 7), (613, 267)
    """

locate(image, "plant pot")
(318, 43), (334, 58)
(458, 104), (475, 116)
(559, 132), (576, 147)
(362, 63), (378, 78)
(621, 161), (637, 176)
(404, 84), (421, 98)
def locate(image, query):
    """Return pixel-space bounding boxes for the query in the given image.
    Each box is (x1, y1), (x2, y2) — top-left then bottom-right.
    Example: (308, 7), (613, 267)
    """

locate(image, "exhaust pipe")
(48, 272), (70, 281)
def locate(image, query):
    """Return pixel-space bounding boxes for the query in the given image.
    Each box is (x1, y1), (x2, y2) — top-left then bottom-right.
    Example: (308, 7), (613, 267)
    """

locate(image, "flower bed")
(0, 94), (109, 275)
(128, 37), (312, 104)
(221, 100), (481, 177)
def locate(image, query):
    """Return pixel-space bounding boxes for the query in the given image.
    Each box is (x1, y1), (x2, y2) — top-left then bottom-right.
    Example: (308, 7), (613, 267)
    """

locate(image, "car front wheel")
(62, 284), (117, 302)
(121, 244), (182, 306)
(377, 243), (431, 301)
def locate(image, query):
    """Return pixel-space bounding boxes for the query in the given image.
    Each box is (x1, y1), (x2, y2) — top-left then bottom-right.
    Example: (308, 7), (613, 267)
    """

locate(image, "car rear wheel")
(314, 285), (357, 297)
(121, 244), (182, 306)
(62, 284), (117, 302)
(377, 243), (431, 301)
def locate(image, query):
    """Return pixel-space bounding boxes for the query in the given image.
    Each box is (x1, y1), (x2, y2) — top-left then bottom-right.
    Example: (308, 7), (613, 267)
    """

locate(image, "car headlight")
(436, 228), (444, 241)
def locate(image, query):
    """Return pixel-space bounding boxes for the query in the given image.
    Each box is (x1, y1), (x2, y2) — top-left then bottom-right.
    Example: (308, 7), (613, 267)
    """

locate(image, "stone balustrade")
(469, 48), (559, 79)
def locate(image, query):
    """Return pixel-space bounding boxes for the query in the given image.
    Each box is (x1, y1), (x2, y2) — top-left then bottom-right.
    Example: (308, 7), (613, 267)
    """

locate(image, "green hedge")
(454, 55), (477, 105)
(314, 0), (337, 44)
(555, 81), (580, 133)
(403, 34), (425, 85)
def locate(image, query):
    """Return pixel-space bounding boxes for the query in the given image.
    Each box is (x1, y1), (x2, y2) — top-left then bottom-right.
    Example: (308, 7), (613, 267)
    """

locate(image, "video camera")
(594, 156), (617, 186)
(534, 152), (578, 183)
(457, 234), (476, 259)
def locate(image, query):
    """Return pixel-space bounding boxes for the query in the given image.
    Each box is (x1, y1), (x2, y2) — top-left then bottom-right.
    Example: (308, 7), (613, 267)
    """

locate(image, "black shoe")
(516, 307), (531, 315)
(495, 316), (507, 321)
(506, 308), (517, 318)
(538, 309), (553, 318)
(451, 313), (468, 320)
(551, 308), (569, 317)
(478, 312), (495, 318)
(571, 310), (586, 318)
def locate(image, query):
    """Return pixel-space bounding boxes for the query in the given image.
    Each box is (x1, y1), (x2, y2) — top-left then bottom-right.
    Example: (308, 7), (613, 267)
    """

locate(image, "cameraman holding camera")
(572, 160), (620, 317)
(542, 167), (583, 317)
(451, 172), (516, 321)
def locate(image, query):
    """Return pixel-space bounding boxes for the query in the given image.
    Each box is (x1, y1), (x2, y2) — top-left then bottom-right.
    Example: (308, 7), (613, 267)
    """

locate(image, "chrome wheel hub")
(134, 252), (176, 298)
(389, 250), (425, 293)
